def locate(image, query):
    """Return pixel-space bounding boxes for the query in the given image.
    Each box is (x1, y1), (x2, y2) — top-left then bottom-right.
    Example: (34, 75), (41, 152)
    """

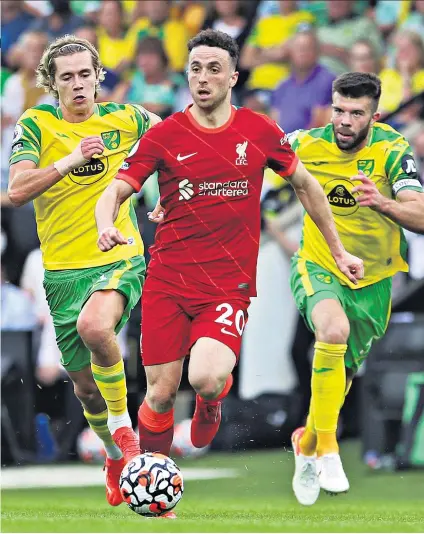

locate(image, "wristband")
(53, 145), (87, 177)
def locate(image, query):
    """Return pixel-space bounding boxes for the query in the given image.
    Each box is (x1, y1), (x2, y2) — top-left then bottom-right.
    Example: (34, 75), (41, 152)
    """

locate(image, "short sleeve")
(116, 127), (163, 193)
(263, 117), (298, 177)
(129, 104), (151, 138)
(386, 140), (423, 197)
(9, 111), (42, 166)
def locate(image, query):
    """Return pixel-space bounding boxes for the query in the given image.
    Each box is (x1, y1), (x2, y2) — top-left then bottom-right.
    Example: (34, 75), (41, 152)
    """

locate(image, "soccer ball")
(119, 453), (184, 516)
(76, 427), (106, 463)
(171, 418), (210, 458)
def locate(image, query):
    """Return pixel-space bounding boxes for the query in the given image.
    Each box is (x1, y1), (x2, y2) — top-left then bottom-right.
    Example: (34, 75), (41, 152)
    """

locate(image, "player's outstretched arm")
(96, 179), (135, 252)
(288, 159), (364, 284)
(8, 136), (104, 206)
(351, 173), (424, 234)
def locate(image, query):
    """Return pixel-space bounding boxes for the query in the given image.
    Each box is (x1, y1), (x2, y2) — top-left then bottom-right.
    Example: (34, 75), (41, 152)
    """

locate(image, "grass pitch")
(2, 440), (423, 532)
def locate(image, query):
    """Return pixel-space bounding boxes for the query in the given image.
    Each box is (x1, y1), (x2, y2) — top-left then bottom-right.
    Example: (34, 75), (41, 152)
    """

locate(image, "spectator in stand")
(129, 0), (189, 72)
(1, 32), (54, 195)
(30, 0), (84, 41)
(270, 30), (335, 133)
(400, 0), (424, 35)
(349, 40), (382, 75)
(20, 247), (63, 386)
(1, 1), (35, 64)
(111, 37), (184, 119)
(96, 0), (135, 76)
(1, 231), (37, 332)
(175, 0), (207, 38)
(373, 0), (409, 39)
(202, 0), (254, 96)
(379, 31), (424, 126)
(317, 0), (384, 75)
(239, 0), (314, 91)
(242, 89), (270, 114)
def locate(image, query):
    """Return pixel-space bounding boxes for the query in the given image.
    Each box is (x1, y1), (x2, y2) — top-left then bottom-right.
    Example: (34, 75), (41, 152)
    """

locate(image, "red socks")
(138, 400), (174, 456)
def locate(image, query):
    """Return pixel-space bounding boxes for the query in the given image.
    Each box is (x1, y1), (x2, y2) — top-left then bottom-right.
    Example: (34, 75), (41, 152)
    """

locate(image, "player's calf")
(138, 361), (183, 455)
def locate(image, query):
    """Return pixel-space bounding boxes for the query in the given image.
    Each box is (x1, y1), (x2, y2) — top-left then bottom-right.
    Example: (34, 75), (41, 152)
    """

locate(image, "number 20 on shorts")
(215, 303), (246, 337)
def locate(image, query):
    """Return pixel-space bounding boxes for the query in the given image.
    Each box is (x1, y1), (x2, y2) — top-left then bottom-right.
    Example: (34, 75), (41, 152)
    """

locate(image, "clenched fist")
(79, 136), (105, 163)
(97, 226), (127, 252)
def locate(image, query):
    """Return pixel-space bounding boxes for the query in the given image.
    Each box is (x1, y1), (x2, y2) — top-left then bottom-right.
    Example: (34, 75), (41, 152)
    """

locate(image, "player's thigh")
(343, 277), (392, 373)
(43, 269), (93, 372)
(81, 255), (146, 333)
(290, 257), (349, 340)
(141, 284), (191, 367)
(188, 298), (249, 378)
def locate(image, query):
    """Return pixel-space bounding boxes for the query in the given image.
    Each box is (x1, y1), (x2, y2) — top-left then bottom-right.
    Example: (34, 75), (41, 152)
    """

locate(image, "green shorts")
(290, 256), (392, 373)
(43, 255), (146, 372)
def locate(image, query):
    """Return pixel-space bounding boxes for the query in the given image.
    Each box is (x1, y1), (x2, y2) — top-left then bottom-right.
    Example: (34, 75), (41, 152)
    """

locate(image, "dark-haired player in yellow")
(8, 35), (160, 507)
(290, 72), (424, 505)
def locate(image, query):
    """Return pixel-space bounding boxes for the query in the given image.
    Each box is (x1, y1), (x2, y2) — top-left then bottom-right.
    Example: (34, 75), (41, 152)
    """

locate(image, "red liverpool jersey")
(117, 105), (298, 297)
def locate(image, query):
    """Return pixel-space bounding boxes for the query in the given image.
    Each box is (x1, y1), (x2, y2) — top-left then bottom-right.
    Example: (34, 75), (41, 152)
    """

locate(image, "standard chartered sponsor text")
(198, 180), (248, 197)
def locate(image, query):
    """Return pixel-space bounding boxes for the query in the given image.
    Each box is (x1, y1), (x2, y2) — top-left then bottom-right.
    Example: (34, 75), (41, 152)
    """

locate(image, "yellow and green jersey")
(9, 102), (150, 270)
(290, 122), (423, 289)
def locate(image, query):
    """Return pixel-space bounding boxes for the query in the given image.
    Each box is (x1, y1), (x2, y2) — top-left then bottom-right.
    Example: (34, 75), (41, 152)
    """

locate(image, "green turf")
(2, 440), (424, 532)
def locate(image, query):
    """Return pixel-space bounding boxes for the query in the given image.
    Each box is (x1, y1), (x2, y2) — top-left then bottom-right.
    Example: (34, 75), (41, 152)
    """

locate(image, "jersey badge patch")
(101, 130), (121, 150)
(357, 159), (375, 177)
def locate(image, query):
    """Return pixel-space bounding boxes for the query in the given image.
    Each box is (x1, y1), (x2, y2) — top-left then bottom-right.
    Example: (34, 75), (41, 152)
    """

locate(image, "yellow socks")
(83, 409), (122, 460)
(312, 341), (347, 456)
(300, 365), (353, 457)
(91, 359), (132, 434)
(299, 401), (317, 456)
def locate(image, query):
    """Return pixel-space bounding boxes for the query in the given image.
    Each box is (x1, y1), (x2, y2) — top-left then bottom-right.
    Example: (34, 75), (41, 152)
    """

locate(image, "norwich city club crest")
(101, 130), (120, 150)
(357, 159), (375, 177)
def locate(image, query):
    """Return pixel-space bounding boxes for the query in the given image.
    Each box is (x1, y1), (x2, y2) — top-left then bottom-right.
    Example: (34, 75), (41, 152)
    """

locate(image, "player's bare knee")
(146, 388), (177, 413)
(316, 318), (350, 345)
(189, 374), (225, 400)
(77, 314), (112, 351)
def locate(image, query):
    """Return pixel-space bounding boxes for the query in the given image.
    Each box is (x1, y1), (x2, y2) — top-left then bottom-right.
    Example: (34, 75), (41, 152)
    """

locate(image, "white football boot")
(318, 453), (350, 495)
(291, 427), (320, 506)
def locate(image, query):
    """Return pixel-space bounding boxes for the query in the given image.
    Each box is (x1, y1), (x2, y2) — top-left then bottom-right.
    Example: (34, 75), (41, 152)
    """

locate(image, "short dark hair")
(332, 72), (382, 111)
(137, 36), (168, 68)
(187, 29), (239, 68)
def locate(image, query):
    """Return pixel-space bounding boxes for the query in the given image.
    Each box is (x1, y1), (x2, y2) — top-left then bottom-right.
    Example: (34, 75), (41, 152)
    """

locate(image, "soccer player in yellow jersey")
(7, 35), (161, 507)
(289, 73), (424, 505)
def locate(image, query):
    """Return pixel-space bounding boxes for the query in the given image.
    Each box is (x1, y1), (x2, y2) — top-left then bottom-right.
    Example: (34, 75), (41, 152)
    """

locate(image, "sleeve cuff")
(277, 155), (299, 178)
(9, 153), (39, 166)
(116, 173), (141, 193)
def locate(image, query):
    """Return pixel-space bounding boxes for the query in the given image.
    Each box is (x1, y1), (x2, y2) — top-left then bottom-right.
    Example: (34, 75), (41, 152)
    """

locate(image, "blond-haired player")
(8, 35), (160, 507)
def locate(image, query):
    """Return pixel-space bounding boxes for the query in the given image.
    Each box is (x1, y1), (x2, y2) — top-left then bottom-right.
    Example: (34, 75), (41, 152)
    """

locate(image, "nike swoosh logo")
(311, 161), (328, 166)
(177, 152), (197, 162)
(313, 367), (334, 373)
(221, 327), (238, 338)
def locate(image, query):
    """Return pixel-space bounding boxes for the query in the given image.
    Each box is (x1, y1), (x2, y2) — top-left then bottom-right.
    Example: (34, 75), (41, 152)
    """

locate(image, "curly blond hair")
(36, 34), (105, 100)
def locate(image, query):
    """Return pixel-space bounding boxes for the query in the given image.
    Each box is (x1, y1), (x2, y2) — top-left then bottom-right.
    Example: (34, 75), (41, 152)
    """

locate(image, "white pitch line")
(1, 465), (238, 489)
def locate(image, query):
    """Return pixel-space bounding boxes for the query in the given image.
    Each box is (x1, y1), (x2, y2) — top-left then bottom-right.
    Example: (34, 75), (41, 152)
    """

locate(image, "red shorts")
(141, 278), (250, 366)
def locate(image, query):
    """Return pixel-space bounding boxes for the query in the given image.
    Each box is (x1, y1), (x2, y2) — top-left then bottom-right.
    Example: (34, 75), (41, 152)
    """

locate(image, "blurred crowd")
(1, 0), (424, 401)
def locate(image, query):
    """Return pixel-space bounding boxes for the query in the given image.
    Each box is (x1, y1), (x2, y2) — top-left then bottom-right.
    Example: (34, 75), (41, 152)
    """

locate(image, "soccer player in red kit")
(96, 30), (363, 462)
